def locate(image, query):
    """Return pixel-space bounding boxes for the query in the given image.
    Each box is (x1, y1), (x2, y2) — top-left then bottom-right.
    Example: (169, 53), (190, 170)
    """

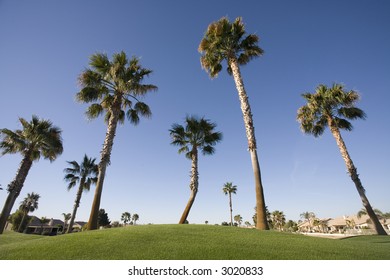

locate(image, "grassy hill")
(1, 224), (389, 260)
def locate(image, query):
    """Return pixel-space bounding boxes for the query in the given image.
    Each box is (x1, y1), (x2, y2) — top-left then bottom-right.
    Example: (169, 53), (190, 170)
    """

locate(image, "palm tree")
(300, 211), (315, 232)
(234, 214), (243, 226)
(199, 17), (268, 230)
(76, 51), (157, 230)
(0, 116), (63, 234)
(297, 83), (387, 235)
(18, 192), (40, 232)
(132, 213), (139, 225)
(64, 154), (98, 233)
(121, 212), (131, 226)
(170, 116), (222, 224)
(222, 182), (237, 226)
(271, 210), (286, 231)
(62, 213), (71, 233)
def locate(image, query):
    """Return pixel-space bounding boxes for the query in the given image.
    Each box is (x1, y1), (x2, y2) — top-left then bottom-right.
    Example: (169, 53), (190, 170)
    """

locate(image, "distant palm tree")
(62, 213), (71, 233)
(121, 212), (131, 226)
(18, 192), (40, 232)
(271, 210), (286, 231)
(64, 155), (98, 233)
(77, 51), (157, 230)
(234, 214), (243, 226)
(39, 217), (49, 234)
(0, 116), (63, 234)
(222, 182), (237, 226)
(170, 116), (222, 224)
(300, 211), (315, 232)
(297, 83), (387, 235)
(132, 213), (139, 225)
(199, 17), (268, 230)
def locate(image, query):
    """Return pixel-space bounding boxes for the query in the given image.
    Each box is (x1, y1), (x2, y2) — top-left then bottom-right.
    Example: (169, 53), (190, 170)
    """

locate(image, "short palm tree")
(271, 210), (286, 231)
(76, 51), (157, 230)
(234, 214), (243, 226)
(132, 213), (139, 225)
(222, 182), (237, 226)
(199, 17), (268, 230)
(18, 192), (40, 232)
(62, 213), (71, 233)
(297, 83), (387, 235)
(170, 116), (222, 224)
(0, 116), (63, 234)
(64, 154), (98, 233)
(121, 212), (131, 226)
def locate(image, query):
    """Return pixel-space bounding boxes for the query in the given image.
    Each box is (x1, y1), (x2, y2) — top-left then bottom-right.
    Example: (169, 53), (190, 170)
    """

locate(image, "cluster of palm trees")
(121, 212), (139, 226)
(0, 17), (387, 236)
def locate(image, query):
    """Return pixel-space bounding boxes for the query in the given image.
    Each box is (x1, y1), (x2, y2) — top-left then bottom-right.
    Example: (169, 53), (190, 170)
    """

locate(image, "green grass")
(0, 224), (389, 260)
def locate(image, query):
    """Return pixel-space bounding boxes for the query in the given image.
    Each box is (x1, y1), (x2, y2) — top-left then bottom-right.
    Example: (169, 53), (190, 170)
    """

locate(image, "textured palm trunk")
(328, 119), (387, 235)
(67, 178), (85, 233)
(18, 211), (28, 232)
(228, 193), (233, 226)
(228, 57), (269, 230)
(0, 151), (33, 234)
(87, 97), (121, 230)
(179, 148), (199, 224)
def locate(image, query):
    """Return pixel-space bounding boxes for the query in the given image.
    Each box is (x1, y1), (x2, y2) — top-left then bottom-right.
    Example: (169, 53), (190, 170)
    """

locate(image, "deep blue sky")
(1, 0), (389, 225)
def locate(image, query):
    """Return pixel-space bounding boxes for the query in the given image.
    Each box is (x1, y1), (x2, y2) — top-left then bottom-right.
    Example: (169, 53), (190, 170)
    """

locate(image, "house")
(25, 216), (64, 235)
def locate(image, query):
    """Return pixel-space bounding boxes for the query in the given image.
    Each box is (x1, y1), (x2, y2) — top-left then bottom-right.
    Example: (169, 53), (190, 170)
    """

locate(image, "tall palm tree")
(199, 17), (268, 230)
(76, 51), (157, 230)
(121, 212), (131, 226)
(222, 182), (237, 226)
(62, 213), (71, 233)
(170, 116), (222, 224)
(64, 154), (98, 233)
(0, 116), (63, 234)
(297, 83), (387, 235)
(18, 192), (40, 232)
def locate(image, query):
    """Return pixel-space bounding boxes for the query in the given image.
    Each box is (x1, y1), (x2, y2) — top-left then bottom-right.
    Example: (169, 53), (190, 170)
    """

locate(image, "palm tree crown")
(19, 192), (40, 214)
(0, 115), (63, 162)
(297, 83), (366, 137)
(170, 116), (222, 159)
(222, 182), (237, 196)
(199, 16), (263, 78)
(76, 51), (157, 125)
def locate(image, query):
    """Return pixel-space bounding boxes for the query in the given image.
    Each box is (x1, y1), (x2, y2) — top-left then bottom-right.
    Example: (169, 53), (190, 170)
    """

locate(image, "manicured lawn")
(0, 224), (389, 260)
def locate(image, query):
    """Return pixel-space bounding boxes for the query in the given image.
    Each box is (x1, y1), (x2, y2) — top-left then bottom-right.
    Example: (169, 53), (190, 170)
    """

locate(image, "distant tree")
(39, 217), (49, 234)
(271, 210), (286, 231)
(0, 116), (63, 234)
(199, 17), (268, 230)
(205, 221), (209, 225)
(234, 214), (243, 226)
(222, 182), (237, 226)
(121, 212), (131, 226)
(62, 213), (71, 233)
(244, 221), (251, 227)
(18, 192), (40, 232)
(111, 221), (121, 228)
(297, 83), (387, 235)
(170, 116), (222, 224)
(221, 222), (229, 226)
(300, 211), (316, 232)
(10, 209), (32, 232)
(98, 209), (110, 228)
(132, 214), (139, 225)
(64, 154), (98, 233)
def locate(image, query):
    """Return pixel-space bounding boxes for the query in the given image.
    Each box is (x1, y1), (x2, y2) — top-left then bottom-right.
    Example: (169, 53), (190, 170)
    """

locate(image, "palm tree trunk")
(179, 149), (199, 224)
(229, 193), (233, 226)
(328, 121), (387, 235)
(67, 178), (85, 233)
(18, 211), (28, 233)
(0, 153), (33, 234)
(228, 57), (269, 230)
(87, 99), (121, 230)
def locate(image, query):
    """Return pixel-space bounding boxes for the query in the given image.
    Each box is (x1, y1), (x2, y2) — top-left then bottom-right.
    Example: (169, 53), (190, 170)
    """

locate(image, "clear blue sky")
(0, 0), (389, 225)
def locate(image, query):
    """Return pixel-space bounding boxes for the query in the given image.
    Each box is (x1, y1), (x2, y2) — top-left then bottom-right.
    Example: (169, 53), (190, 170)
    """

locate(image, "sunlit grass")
(0, 224), (389, 260)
